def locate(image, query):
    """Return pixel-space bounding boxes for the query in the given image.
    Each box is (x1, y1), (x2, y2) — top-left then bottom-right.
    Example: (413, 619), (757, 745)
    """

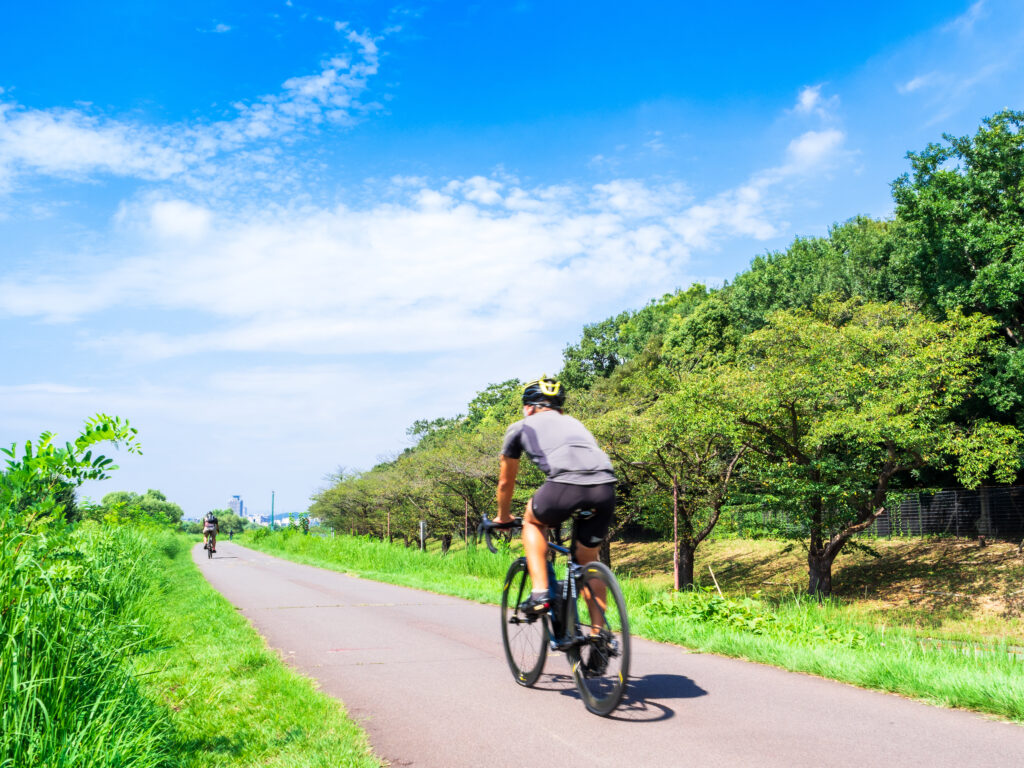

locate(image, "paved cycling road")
(195, 542), (1023, 768)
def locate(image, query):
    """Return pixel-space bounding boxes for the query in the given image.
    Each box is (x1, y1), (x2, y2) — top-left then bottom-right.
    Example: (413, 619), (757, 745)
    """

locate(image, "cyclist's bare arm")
(495, 456), (519, 523)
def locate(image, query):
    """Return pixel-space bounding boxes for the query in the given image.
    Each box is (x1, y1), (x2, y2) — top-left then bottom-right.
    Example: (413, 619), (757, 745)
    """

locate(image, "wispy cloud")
(199, 22), (233, 34)
(897, 73), (938, 93)
(943, 0), (986, 34)
(0, 28), (382, 193)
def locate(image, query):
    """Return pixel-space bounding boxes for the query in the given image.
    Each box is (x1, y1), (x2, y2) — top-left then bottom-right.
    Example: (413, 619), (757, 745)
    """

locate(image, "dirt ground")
(610, 536), (1024, 643)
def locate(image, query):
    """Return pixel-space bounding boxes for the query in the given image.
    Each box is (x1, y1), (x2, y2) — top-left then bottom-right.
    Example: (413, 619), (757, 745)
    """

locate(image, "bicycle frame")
(544, 523), (605, 654)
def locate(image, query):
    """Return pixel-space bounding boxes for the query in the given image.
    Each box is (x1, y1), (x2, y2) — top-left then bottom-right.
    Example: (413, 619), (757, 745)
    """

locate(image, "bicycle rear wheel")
(569, 561), (630, 716)
(500, 557), (549, 687)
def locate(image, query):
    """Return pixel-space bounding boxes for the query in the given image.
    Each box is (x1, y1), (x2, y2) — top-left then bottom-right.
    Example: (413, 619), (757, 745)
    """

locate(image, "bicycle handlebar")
(477, 518), (522, 554)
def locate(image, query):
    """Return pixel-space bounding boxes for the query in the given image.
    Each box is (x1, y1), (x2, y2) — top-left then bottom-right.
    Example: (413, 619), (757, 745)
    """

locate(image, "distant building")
(229, 495), (245, 517)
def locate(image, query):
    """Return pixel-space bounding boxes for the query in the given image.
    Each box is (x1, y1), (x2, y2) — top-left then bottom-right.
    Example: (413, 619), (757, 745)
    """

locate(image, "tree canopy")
(312, 112), (1024, 596)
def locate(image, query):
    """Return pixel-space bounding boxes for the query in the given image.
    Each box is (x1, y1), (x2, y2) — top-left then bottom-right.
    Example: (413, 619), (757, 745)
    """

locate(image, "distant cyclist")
(203, 511), (220, 553)
(492, 376), (617, 621)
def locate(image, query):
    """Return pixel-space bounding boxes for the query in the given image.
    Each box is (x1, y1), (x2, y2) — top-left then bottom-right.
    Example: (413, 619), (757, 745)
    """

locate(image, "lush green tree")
(720, 299), (1020, 595)
(893, 110), (1024, 428)
(592, 365), (749, 588)
(212, 510), (249, 534)
(98, 488), (184, 526)
(730, 217), (899, 326)
(560, 286), (710, 389)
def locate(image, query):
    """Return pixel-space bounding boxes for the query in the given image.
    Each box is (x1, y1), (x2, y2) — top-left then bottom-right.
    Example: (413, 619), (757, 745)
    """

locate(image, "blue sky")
(1, 0), (1022, 518)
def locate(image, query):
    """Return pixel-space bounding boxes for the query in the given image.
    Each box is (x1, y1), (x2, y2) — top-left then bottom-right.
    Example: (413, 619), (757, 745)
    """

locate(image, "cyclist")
(492, 375), (617, 625)
(202, 511), (220, 553)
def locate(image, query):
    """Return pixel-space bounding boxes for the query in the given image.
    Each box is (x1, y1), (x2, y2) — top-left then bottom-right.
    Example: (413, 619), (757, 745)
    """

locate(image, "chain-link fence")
(726, 486), (1024, 541)
(868, 487), (1024, 540)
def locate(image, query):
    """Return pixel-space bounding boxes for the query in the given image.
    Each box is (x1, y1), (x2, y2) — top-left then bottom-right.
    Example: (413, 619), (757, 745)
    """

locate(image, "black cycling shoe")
(582, 646), (609, 677)
(518, 594), (551, 616)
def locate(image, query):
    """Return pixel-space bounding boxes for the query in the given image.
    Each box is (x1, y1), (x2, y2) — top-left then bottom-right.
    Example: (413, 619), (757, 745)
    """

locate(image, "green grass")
(138, 532), (380, 768)
(1, 523), (176, 768)
(243, 529), (1024, 722)
(0, 521), (378, 768)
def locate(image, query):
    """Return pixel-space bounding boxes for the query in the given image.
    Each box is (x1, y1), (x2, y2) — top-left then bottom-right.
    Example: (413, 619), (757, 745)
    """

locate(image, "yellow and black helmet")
(522, 375), (565, 408)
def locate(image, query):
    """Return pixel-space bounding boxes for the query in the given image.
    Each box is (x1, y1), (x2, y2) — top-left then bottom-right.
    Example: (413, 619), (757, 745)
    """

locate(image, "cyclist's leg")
(210, 533), (217, 552)
(575, 543), (607, 634)
(522, 498), (550, 593)
(573, 484), (615, 634)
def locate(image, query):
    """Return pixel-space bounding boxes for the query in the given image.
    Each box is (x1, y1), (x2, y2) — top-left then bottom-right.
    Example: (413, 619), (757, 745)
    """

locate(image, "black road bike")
(204, 537), (215, 559)
(480, 514), (630, 716)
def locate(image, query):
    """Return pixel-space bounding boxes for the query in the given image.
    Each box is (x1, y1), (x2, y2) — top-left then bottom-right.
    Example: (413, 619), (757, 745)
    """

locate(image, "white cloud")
(149, 200), (214, 241)
(591, 180), (690, 218)
(643, 131), (666, 153)
(784, 129), (846, 170)
(794, 85), (822, 114)
(791, 84), (840, 120)
(0, 120), (849, 352)
(0, 27), (381, 191)
(898, 73), (937, 93)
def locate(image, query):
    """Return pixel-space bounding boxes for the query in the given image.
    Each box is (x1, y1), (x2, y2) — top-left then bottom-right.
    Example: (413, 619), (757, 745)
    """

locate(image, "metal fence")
(868, 486), (1024, 540)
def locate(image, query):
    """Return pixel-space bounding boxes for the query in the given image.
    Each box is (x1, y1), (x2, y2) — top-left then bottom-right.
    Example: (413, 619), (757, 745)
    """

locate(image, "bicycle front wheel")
(569, 561), (630, 716)
(500, 557), (549, 687)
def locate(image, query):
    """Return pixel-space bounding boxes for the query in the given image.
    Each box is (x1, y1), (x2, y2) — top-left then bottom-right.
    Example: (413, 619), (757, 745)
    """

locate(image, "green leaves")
(2, 414), (142, 532)
(710, 298), (1022, 592)
(892, 110), (1024, 425)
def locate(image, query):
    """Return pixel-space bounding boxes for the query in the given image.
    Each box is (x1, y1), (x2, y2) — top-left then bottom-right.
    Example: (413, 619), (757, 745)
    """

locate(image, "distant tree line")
(311, 111), (1024, 596)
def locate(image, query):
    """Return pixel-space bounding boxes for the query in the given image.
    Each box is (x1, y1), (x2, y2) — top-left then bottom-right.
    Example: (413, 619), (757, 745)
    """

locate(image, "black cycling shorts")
(530, 481), (615, 548)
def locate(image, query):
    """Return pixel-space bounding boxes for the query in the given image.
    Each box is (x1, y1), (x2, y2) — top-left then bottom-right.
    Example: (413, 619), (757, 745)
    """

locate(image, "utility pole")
(270, 490), (275, 530)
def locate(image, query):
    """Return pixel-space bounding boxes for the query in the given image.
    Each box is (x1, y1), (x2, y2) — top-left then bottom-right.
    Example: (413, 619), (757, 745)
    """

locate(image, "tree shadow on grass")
(177, 733), (247, 758)
(832, 538), (1023, 616)
(178, 726), (307, 759)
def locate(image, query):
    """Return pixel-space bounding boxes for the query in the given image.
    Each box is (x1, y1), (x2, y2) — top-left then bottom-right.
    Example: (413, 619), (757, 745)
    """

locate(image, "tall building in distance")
(229, 495), (245, 517)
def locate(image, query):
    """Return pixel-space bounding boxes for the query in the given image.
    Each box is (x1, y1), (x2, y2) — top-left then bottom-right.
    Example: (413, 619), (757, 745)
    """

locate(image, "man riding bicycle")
(202, 511), (220, 553)
(491, 376), (617, 620)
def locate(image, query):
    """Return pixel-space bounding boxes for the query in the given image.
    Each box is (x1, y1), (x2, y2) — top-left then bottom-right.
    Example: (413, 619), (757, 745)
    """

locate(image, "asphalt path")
(195, 542), (1023, 767)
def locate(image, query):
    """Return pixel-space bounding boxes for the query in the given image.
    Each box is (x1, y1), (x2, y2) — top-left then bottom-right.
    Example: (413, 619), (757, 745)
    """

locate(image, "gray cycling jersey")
(501, 410), (616, 485)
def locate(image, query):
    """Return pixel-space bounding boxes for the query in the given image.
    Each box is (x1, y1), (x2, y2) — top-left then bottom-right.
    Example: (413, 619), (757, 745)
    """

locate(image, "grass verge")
(242, 529), (1024, 723)
(140, 532), (379, 768)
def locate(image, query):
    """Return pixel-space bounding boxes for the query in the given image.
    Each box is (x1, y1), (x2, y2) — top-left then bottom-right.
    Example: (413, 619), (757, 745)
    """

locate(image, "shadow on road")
(612, 673), (708, 722)
(534, 672), (706, 722)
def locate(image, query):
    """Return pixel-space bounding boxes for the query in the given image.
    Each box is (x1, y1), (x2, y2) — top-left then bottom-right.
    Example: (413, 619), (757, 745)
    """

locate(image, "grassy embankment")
(144, 531), (378, 768)
(241, 529), (1024, 722)
(1, 523), (378, 768)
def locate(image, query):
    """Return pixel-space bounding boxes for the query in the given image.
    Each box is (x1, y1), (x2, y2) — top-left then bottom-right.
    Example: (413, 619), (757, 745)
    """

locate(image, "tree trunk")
(807, 550), (834, 597)
(464, 499), (469, 543)
(441, 533), (452, 555)
(677, 540), (696, 590)
(599, 538), (611, 567)
(672, 477), (681, 590)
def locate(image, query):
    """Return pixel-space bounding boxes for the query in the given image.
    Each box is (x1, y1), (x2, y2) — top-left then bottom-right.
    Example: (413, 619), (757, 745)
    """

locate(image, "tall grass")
(0, 521), (174, 768)
(245, 529), (1024, 722)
